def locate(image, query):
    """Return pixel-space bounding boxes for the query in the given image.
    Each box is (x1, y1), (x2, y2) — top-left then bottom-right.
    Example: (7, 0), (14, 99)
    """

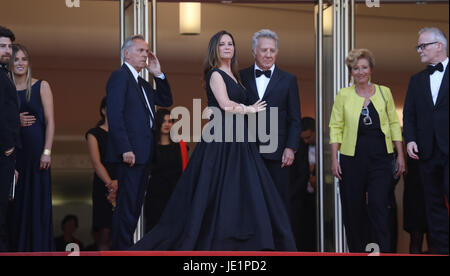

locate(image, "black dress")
(85, 127), (116, 232)
(10, 80), (55, 252)
(144, 142), (183, 232)
(131, 68), (296, 251)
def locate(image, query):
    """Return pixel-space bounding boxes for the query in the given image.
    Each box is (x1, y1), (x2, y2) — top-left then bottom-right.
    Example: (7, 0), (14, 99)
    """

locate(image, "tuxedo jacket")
(403, 64), (449, 160)
(106, 64), (173, 165)
(240, 65), (302, 161)
(0, 68), (20, 153)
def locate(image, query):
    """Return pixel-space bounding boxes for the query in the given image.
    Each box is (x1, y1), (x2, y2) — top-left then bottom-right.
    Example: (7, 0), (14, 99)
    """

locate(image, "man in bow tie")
(106, 35), (173, 250)
(240, 29), (302, 217)
(0, 26), (20, 252)
(403, 27), (449, 254)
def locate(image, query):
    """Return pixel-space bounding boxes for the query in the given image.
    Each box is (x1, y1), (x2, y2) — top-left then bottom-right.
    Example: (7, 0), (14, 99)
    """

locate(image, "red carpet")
(0, 251), (442, 256)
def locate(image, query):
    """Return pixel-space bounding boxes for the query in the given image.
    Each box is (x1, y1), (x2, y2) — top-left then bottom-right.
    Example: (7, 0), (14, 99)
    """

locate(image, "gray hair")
(419, 27), (447, 51)
(121, 34), (146, 60)
(252, 29), (279, 53)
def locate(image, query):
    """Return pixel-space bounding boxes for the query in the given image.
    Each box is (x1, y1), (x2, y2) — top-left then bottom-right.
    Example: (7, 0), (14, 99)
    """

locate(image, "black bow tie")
(255, 69), (271, 78)
(427, 62), (444, 75)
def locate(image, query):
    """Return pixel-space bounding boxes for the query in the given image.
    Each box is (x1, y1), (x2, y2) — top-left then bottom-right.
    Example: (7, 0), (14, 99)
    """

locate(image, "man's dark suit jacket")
(240, 65), (302, 160)
(0, 67), (20, 153)
(403, 64), (449, 160)
(106, 64), (173, 165)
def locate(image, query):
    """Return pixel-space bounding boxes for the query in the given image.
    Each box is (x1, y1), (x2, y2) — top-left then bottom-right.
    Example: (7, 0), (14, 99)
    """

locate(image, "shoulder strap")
(377, 85), (390, 124)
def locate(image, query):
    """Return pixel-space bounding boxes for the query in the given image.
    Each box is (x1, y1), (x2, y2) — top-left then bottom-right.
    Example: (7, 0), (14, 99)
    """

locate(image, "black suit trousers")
(0, 151), (15, 252)
(264, 159), (291, 214)
(111, 162), (151, 250)
(419, 145), (449, 254)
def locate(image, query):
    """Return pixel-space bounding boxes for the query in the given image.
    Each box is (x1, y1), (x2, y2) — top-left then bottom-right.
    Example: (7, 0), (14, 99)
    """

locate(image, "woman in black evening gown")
(131, 31), (296, 251)
(9, 44), (55, 252)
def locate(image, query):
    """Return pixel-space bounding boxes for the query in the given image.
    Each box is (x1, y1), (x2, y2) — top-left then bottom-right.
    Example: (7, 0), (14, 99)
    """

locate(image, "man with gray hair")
(106, 35), (173, 250)
(403, 27), (449, 254)
(240, 29), (302, 215)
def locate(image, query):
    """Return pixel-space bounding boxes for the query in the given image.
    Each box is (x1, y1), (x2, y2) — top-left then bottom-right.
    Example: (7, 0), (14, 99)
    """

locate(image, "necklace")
(355, 84), (374, 98)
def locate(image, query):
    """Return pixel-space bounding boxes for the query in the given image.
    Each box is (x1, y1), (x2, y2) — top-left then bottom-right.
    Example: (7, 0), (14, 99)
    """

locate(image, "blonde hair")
(345, 48), (375, 73)
(10, 44), (32, 102)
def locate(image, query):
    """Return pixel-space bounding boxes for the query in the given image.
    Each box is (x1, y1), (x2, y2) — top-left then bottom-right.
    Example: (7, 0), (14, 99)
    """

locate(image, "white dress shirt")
(429, 57), (449, 105)
(125, 62), (165, 128)
(254, 64), (275, 100)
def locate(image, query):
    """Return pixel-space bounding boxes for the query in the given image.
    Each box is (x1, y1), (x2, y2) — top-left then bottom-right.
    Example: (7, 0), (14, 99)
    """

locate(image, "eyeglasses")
(416, 42), (438, 51)
(361, 106), (372, 126)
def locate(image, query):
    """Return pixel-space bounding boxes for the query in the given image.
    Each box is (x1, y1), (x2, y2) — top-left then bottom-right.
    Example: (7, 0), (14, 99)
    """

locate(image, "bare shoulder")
(40, 80), (53, 94)
(210, 71), (225, 85)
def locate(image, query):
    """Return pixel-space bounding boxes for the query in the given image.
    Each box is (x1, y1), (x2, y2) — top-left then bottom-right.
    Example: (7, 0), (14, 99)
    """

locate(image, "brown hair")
(203, 30), (240, 83)
(345, 48), (375, 73)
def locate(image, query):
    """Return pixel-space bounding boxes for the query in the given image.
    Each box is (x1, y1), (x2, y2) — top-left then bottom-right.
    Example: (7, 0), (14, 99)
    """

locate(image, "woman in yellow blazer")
(329, 49), (405, 253)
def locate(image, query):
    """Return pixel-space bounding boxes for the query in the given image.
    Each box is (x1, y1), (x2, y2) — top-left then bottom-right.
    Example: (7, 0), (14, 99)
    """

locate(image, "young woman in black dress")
(86, 97), (117, 250)
(144, 108), (189, 232)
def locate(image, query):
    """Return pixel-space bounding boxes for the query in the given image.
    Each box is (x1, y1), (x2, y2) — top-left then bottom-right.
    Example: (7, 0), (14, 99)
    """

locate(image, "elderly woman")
(329, 49), (405, 253)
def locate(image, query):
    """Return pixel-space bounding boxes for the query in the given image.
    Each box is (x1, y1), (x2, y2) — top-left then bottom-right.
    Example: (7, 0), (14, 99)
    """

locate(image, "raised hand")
(146, 51), (162, 76)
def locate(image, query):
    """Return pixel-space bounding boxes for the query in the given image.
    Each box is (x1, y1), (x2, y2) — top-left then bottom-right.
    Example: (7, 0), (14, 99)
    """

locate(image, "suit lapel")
(122, 64), (155, 118)
(435, 65), (449, 108)
(262, 66), (280, 101)
(245, 65), (259, 100)
(420, 70), (435, 110)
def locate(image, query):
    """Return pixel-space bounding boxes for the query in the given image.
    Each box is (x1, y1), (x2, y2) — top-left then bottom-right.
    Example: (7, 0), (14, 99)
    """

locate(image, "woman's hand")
(20, 112), (36, 127)
(40, 153), (51, 170)
(247, 100), (267, 113)
(395, 154), (406, 178)
(331, 158), (342, 181)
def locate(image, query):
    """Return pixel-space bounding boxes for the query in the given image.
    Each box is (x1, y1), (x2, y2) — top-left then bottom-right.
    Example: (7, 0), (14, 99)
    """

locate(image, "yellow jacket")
(329, 84), (402, 156)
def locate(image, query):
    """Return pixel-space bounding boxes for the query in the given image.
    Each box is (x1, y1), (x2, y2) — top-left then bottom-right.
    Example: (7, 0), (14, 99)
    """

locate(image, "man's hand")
(123, 151), (136, 167)
(146, 51), (162, 76)
(407, 141), (419, 160)
(281, 148), (295, 168)
(4, 147), (14, 157)
(20, 112), (36, 127)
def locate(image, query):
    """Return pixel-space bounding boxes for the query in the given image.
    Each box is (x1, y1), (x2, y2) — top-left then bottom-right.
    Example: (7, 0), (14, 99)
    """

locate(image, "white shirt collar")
(254, 63), (275, 76)
(440, 57), (449, 70)
(124, 62), (140, 81)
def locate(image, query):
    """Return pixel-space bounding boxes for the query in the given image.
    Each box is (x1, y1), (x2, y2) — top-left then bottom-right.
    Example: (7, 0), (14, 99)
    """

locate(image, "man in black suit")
(290, 117), (316, 251)
(403, 27), (449, 254)
(106, 35), (173, 250)
(240, 29), (302, 210)
(0, 26), (20, 252)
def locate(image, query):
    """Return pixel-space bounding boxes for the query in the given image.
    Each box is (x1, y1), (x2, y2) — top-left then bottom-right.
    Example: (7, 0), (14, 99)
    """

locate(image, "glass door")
(315, 0), (354, 253)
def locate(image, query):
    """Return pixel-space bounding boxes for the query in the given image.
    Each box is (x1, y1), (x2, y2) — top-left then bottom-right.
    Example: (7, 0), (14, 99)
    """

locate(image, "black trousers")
(264, 159), (291, 213)
(339, 140), (393, 253)
(419, 145), (449, 254)
(111, 162), (151, 250)
(0, 151), (15, 252)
